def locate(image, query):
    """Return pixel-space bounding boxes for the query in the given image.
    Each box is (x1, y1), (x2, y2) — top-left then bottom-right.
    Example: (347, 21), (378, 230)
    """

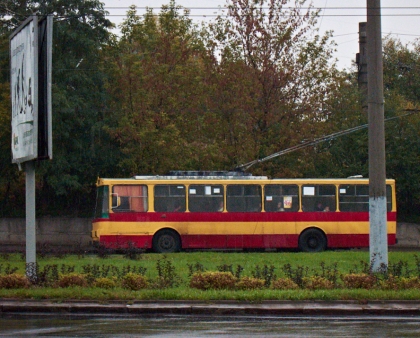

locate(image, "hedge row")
(2, 272), (420, 291)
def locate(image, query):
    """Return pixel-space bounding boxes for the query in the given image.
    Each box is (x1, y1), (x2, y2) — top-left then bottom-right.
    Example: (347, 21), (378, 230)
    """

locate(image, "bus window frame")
(264, 184), (299, 212)
(154, 184), (186, 213)
(111, 184), (149, 213)
(226, 184), (262, 212)
(188, 184), (224, 213)
(94, 185), (109, 219)
(301, 184), (337, 212)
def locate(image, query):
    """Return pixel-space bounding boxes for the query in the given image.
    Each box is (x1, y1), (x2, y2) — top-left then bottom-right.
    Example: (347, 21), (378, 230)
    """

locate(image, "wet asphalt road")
(1, 300), (420, 337)
(1, 314), (420, 337)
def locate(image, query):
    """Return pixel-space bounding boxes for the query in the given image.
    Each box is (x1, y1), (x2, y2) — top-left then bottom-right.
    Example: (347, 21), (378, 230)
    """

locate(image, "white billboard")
(10, 16), (38, 164)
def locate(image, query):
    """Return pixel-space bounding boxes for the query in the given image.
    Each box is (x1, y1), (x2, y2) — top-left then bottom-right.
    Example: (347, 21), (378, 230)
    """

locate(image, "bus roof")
(96, 175), (395, 186)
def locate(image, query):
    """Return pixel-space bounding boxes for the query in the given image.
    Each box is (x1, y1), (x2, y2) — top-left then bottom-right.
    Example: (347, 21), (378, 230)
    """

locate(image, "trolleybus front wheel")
(152, 229), (181, 253)
(298, 228), (327, 252)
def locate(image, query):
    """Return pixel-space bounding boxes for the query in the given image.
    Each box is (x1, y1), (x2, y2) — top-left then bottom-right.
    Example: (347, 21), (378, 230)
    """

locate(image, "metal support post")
(25, 160), (37, 280)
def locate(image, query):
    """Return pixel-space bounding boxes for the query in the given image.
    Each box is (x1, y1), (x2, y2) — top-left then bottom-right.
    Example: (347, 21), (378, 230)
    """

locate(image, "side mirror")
(112, 194), (121, 208)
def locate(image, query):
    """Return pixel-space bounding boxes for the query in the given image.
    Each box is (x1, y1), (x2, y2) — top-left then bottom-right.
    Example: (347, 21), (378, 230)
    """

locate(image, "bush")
(342, 273), (377, 289)
(281, 264), (308, 288)
(0, 274), (30, 289)
(121, 273), (148, 291)
(190, 271), (237, 290)
(378, 275), (402, 290)
(400, 277), (420, 289)
(154, 256), (181, 288)
(93, 277), (118, 289)
(379, 276), (420, 290)
(187, 262), (206, 277)
(235, 276), (265, 290)
(56, 273), (88, 288)
(271, 278), (299, 290)
(95, 243), (111, 258)
(252, 265), (276, 287)
(0, 263), (18, 275)
(302, 276), (334, 290)
(121, 241), (143, 260)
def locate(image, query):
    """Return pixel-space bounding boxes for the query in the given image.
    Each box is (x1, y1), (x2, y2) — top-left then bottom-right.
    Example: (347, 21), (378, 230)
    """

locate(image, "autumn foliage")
(0, 1), (419, 218)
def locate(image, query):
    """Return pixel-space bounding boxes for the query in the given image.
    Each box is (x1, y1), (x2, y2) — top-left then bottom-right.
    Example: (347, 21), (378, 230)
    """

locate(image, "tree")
(105, 2), (223, 175)
(303, 70), (369, 179)
(0, 0), (36, 216)
(205, 0), (338, 177)
(37, 0), (117, 215)
(382, 37), (420, 218)
(0, 0), (116, 216)
(310, 37), (420, 219)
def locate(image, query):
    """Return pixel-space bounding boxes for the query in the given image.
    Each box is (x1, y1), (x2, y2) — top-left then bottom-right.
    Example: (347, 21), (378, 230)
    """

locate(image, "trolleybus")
(91, 171), (396, 253)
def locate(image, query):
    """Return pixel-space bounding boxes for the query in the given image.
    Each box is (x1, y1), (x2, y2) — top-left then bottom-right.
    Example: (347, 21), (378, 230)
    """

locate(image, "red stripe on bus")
(98, 211), (396, 223)
(100, 235), (153, 249)
(99, 233), (396, 249)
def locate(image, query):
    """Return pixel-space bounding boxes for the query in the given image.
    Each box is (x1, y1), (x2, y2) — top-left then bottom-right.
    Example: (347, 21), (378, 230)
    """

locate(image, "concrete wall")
(396, 223), (420, 247)
(0, 218), (92, 252)
(0, 218), (418, 252)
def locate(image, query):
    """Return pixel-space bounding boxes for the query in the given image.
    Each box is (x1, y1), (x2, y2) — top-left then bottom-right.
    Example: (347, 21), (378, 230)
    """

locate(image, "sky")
(101, 0), (420, 70)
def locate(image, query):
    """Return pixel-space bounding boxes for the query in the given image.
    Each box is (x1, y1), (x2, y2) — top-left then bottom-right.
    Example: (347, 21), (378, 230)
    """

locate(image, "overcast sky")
(102, 0), (420, 70)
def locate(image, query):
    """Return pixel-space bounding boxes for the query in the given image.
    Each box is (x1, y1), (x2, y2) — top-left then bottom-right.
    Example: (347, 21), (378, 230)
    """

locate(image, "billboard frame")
(37, 15), (53, 160)
(10, 15), (39, 165)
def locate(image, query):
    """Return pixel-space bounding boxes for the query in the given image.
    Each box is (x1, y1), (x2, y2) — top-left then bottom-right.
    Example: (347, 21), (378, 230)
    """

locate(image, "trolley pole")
(367, 0), (388, 272)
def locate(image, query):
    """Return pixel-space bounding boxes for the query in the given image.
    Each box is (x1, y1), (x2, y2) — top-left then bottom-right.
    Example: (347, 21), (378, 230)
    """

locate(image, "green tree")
(0, 1), (35, 216)
(106, 2), (221, 175)
(301, 73), (368, 179)
(309, 37), (420, 219)
(382, 37), (420, 218)
(0, 0), (116, 216)
(37, 0), (116, 215)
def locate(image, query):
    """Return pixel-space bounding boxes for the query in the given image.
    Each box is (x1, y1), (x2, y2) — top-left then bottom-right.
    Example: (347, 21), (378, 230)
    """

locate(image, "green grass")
(1, 286), (420, 302)
(1, 251), (420, 301)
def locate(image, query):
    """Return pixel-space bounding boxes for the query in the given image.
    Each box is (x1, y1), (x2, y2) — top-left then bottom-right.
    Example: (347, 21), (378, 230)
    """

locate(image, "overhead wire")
(100, 5), (420, 18)
(234, 110), (420, 171)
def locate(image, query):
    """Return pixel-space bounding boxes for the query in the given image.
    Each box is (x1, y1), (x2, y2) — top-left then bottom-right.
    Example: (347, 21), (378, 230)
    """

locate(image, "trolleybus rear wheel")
(298, 228), (327, 252)
(152, 229), (181, 253)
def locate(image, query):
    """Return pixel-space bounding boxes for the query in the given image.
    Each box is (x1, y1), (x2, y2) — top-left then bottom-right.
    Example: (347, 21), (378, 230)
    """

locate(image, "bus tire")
(152, 229), (181, 253)
(298, 228), (327, 252)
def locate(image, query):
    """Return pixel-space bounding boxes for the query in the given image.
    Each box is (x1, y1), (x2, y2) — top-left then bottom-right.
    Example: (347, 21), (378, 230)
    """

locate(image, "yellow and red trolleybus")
(91, 171), (397, 253)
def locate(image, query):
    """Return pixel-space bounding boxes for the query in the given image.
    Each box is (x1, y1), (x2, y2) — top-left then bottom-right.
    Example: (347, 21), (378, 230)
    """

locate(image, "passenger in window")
(315, 202), (324, 211)
(277, 202), (285, 211)
(218, 201), (224, 212)
(173, 204), (183, 212)
(323, 206), (330, 212)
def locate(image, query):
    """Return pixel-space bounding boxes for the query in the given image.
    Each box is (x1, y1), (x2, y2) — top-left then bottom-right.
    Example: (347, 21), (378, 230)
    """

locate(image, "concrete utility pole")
(356, 22), (368, 111)
(366, 0), (388, 272)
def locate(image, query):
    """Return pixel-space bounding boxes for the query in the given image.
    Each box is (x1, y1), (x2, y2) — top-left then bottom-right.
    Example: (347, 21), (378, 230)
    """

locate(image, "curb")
(1, 300), (420, 317)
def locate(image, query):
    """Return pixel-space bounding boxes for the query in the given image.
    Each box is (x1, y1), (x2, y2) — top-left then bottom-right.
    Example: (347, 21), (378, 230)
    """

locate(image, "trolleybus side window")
(112, 185), (148, 212)
(188, 185), (224, 212)
(386, 185), (392, 211)
(339, 185), (393, 212)
(264, 185), (299, 212)
(154, 185), (186, 212)
(339, 184), (369, 212)
(302, 185), (336, 212)
(227, 185), (262, 212)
